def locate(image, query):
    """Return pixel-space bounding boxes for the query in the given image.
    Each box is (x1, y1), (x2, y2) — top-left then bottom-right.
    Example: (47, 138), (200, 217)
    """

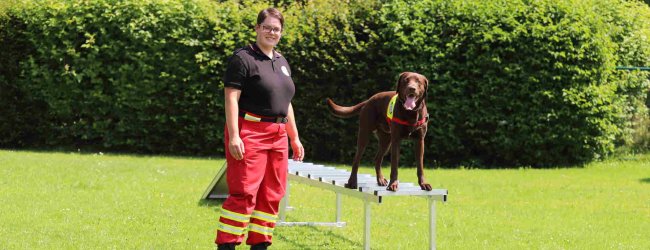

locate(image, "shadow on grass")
(275, 225), (363, 249)
(197, 199), (223, 207)
(640, 178), (650, 184)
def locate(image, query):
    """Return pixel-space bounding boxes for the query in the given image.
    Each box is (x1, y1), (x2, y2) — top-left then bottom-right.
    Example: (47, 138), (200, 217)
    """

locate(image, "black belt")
(239, 111), (288, 124)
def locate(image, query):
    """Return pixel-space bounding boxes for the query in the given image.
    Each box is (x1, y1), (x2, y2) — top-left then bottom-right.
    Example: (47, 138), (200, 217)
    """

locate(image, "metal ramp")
(203, 160), (448, 250)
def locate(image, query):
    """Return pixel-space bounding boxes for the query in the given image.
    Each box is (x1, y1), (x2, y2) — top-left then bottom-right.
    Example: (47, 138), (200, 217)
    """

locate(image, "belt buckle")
(276, 117), (288, 123)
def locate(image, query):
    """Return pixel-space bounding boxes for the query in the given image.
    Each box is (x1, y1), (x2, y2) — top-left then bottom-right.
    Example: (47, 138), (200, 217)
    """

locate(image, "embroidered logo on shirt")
(281, 66), (290, 76)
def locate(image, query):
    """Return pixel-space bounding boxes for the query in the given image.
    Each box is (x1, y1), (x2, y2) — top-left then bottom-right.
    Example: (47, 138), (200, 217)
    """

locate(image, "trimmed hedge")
(1, 0), (227, 154)
(368, 0), (650, 166)
(1, 0), (649, 167)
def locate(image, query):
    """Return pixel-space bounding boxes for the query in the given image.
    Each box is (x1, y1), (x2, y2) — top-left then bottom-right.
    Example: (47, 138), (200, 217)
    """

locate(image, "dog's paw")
(345, 176), (358, 189)
(420, 183), (432, 191)
(377, 177), (388, 186)
(386, 180), (399, 192)
(344, 182), (358, 189)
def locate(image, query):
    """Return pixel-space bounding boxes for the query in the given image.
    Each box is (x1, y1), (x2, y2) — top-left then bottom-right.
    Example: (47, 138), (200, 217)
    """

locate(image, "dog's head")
(396, 72), (429, 111)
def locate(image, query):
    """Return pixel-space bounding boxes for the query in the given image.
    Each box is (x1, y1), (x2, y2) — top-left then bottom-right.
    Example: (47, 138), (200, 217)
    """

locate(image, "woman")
(215, 7), (304, 250)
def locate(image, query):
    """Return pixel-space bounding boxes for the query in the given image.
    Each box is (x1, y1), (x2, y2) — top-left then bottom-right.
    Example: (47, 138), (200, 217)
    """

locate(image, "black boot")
(217, 243), (236, 250)
(250, 242), (270, 250)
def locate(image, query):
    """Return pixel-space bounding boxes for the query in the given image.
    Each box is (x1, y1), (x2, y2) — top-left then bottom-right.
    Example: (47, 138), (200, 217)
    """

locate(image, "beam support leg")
(336, 193), (342, 223)
(429, 198), (436, 250)
(279, 177), (290, 222)
(364, 200), (371, 250)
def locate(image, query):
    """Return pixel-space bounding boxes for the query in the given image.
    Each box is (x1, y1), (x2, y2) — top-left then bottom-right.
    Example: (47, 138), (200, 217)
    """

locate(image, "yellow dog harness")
(385, 94), (427, 127)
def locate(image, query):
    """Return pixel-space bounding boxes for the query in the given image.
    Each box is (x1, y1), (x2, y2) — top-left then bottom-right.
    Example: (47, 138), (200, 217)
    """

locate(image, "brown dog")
(326, 72), (432, 191)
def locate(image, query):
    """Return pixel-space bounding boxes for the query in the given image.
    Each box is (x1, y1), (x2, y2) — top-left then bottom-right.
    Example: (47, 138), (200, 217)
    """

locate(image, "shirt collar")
(250, 43), (281, 59)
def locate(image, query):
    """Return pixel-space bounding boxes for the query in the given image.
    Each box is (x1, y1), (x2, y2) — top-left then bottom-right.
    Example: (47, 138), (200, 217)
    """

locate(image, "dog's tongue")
(404, 96), (417, 110)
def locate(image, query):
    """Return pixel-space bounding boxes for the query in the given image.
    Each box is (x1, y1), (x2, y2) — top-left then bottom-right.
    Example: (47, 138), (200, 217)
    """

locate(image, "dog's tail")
(325, 98), (368, 118)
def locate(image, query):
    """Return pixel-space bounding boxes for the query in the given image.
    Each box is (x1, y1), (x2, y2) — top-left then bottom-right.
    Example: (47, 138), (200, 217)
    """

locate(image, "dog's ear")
(396, 72), (408, 96)
(423, 75), (429, 99)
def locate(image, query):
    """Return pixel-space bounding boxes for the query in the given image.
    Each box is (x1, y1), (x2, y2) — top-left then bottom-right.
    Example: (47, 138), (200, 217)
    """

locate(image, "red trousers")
(215, 117), (288, 246)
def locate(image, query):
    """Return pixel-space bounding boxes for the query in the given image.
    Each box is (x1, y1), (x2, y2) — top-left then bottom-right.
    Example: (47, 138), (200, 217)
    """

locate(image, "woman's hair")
(257, 8), (284, 28)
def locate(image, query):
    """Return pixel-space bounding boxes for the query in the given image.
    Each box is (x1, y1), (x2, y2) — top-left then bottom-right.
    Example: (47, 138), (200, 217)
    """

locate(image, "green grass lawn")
(0, 149), (648, 249)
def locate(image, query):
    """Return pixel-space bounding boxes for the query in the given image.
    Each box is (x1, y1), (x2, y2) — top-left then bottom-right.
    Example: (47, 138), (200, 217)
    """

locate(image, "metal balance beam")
(280, 160), (447, 250)
(203, 160), (448, 250)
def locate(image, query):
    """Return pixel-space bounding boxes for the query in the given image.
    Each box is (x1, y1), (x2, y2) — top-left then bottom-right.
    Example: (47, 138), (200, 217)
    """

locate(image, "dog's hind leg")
(373, 131), (390, 186)
(345, 131), (368, 189)
(345, 120), (372, 190)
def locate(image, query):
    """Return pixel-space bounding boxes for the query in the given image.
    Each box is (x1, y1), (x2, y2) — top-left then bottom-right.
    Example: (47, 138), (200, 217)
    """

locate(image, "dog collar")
(386, 94), (427, 127)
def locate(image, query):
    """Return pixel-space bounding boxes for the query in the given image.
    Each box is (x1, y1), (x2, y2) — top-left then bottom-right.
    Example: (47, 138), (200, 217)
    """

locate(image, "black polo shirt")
(222, 43), (295, 117)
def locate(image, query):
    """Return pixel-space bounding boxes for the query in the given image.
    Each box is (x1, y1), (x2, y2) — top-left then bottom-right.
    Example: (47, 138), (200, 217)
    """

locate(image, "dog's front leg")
(387, 128), (401, 191)
(415, 136), (432, 191)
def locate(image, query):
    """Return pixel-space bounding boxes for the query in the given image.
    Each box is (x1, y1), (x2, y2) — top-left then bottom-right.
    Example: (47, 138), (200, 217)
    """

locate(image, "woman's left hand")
(290, 139), (304, 162)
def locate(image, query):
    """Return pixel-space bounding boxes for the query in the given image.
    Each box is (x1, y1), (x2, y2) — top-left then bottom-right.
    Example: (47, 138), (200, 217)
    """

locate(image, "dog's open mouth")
(404, 94), (417, 110)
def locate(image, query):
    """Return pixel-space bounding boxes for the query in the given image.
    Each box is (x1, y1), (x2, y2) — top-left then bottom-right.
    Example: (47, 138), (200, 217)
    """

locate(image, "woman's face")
(255, 16), (282, 49)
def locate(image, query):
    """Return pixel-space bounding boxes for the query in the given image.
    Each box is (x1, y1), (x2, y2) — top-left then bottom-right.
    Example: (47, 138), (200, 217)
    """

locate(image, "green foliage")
(0, 0), (19, 17)
(1, 0), (649, 166)
(369, 0), (644, 166)
(2, 0), (227, 154)
(604, 0), (650, 152)
(281, 0), (382, 162)
(290, 0), (650, 166)
(0, 10), (42, 147)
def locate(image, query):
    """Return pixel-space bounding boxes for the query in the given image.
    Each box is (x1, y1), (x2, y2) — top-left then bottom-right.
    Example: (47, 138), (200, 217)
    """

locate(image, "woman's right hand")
(224, 87), (243, 160)
(229, 136), (245, 160)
